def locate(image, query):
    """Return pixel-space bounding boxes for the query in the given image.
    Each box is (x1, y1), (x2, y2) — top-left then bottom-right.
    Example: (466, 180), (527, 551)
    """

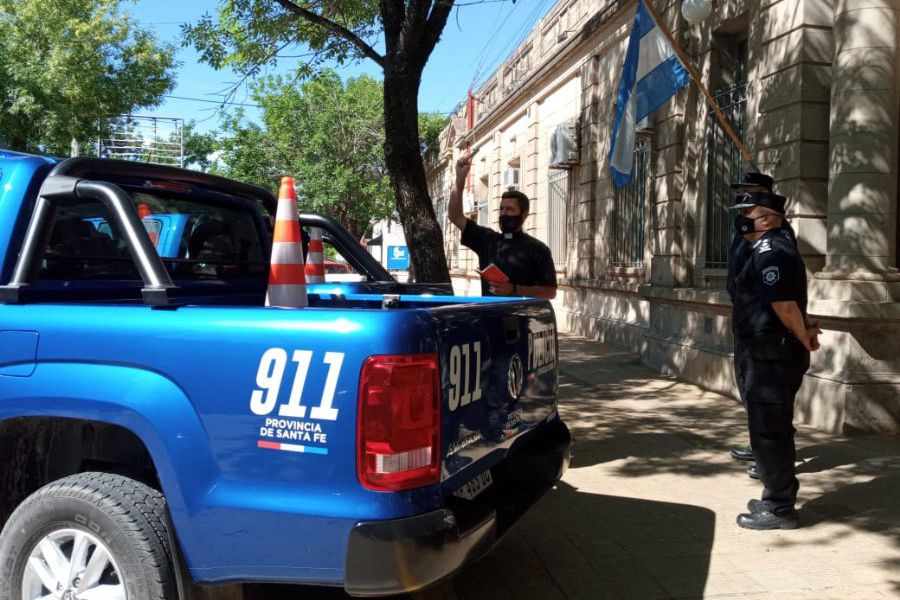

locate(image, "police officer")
(729, 191), (821, 529)
(727, 172), (775, 470)
(449, 155), (557, 299)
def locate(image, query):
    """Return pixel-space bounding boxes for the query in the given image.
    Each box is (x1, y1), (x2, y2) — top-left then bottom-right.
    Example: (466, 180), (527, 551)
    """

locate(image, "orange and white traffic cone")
(137, 202), (159, 246)
(265, 177), (307, 308)
(305, 227), (326, 284)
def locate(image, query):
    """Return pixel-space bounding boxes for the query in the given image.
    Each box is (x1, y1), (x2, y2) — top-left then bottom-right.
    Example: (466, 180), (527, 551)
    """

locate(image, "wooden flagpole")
(642, 0), (758, 170)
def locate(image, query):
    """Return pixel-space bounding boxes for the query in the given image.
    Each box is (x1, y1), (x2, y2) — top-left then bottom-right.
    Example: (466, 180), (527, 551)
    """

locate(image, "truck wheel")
(0, 472), (177, 600)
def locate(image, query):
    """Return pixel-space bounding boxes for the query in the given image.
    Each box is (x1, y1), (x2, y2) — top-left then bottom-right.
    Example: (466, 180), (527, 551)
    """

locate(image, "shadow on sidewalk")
(794, 437), (900, 594)
(446, 480), (716, 600)
(243, 481), (717, 600)
(557, 335), (900, 596)
(555, 337), (747, 478)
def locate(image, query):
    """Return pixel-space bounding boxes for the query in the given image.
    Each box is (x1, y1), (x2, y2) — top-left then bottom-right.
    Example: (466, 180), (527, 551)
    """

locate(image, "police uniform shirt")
(732, 226), (807, 339)
(727, 234), (751, 302)
(461, 219), (557, 296)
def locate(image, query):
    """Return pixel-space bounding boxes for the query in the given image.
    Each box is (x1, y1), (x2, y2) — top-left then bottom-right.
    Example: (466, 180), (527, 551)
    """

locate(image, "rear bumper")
(344, 417), (571, 597)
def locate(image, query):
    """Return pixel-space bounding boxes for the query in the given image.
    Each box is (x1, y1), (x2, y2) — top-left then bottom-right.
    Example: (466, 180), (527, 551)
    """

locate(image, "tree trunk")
(382, 66), (451, 284)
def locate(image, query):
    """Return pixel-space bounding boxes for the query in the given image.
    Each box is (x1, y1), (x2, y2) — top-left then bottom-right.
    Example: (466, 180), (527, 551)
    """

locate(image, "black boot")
(737, 508), (799, 530)
(747, 499), (766, 513)
(747, 464), (759, 479)
(730, 446), (754, 461)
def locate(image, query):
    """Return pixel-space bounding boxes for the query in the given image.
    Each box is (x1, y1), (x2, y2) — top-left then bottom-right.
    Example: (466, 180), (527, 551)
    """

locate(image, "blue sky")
(130, 0), (556, 133)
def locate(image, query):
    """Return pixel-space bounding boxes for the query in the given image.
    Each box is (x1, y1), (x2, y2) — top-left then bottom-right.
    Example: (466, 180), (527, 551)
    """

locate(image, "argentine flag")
(609, 0), (691, 188)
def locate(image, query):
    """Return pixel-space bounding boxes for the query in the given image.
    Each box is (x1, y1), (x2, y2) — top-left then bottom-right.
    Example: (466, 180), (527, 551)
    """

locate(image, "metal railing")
(98, 115), (184, 168)
(705, 82), (748, 268)
(612, 136), (648, 268)
(548, 169), (569, 267)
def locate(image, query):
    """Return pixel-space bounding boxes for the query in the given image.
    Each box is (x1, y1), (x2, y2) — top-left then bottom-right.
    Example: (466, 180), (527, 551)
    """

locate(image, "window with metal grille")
(548, 169), (569, 267)
(477, 174), (490, 225)
(705, 36), (749, 268)
(612, 136), (648, 268)
(478, 200), (489, 225)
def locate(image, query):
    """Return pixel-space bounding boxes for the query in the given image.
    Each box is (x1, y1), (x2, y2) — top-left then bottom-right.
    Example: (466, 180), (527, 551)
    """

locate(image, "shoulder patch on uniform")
(755, 239), (772, 254)
(762, 265), (780, 285)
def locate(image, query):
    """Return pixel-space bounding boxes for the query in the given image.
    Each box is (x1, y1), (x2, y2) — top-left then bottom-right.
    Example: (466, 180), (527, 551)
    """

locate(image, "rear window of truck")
(39, 190), (266, 282)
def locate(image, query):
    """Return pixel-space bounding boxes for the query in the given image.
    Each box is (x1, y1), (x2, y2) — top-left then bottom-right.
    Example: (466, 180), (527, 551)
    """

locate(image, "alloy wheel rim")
(22, 527), (126, 600)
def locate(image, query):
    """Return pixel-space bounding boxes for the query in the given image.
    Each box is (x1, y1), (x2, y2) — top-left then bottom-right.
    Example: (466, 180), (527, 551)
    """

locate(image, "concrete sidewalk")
(433, 335), (900, 600)
(255, 335), (900, 600)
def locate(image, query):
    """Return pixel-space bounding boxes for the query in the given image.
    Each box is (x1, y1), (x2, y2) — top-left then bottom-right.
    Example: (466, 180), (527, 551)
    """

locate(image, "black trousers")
(734, 338), (810, 513)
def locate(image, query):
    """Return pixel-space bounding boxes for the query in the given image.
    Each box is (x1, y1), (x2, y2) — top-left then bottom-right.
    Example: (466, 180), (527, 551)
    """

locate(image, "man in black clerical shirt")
(448, 155), (557, 299)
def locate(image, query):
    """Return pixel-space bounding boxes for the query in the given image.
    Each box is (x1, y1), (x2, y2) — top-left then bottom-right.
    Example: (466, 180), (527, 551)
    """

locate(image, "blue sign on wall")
(386, 245), (409, 270)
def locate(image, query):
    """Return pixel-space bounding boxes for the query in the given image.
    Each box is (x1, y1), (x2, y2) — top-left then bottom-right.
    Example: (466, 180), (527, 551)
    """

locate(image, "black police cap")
(730, 191), (786, 215)
(730, 172), (774, 191)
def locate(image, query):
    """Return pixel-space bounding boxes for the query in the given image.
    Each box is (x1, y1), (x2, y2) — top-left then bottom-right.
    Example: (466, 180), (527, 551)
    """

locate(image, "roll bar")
(0, 175), (176, 306)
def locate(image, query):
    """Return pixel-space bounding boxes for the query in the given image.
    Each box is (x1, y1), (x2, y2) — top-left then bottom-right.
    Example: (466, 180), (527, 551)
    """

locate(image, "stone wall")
(429, 0), (900, 434)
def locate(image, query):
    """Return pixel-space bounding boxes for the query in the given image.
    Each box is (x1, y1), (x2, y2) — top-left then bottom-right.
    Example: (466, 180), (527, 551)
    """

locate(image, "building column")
(525, 101), (541, 237)
(648, 0), (688, 288)
(803, 0), (900, 434)
(491, 130), (502, 217)
(820, 0), (899, 280)
(754, 0), (833, 274)
(574, 56), (601, 280)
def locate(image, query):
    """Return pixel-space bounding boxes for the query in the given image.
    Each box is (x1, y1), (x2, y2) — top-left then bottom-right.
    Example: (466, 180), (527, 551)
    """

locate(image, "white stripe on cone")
(271, 241), (304, 265)
(266, 284), (308, 308)
(275, 195), (299, 221)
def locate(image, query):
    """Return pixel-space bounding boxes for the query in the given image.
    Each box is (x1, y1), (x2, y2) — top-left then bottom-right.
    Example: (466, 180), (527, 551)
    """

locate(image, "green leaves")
(0, 0), (177, 154)
(207, 71), (394, 239)
(183, 0), (457, 282)
(182, 0), (383, 77)
(419, 112), (448, 157)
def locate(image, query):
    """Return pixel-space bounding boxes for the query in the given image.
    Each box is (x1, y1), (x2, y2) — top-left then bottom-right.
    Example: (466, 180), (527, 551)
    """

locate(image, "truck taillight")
(357, 354), (440, 491)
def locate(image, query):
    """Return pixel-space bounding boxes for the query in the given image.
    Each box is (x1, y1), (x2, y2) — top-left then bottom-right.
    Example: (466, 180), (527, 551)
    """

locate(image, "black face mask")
(733, 214), (763, 236)
(499, 214), (524, 233)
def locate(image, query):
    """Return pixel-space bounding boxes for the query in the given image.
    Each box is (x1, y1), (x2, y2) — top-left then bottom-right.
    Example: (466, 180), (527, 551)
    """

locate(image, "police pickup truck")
(0, 150), (569, 599)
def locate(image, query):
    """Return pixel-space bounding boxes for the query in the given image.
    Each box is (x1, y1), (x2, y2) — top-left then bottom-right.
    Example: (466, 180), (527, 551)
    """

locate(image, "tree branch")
(416, 1), (454, 70)
(406, 0), (430, 33)
(272, 0), (386, 68)
(218, 39), (294, 109)
(380, 0), (405, 57)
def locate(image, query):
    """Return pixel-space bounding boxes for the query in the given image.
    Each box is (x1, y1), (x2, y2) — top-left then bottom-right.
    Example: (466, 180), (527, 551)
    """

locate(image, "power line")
(165, 93), (453, 117)
(428, 1), (515, 112)
(164, 94), (262, 109)
(434, 0), (552, 114)
(472, 0), (520, 84)
(455, 0), (518, 5)
(473, 0), (551, 91)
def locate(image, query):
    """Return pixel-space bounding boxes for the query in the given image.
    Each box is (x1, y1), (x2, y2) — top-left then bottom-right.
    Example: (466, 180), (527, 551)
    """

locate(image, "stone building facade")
(426, 0), (900, 434)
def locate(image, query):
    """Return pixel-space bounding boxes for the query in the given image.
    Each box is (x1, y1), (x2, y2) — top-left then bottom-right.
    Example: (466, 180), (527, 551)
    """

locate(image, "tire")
(0, 472), (177, 600)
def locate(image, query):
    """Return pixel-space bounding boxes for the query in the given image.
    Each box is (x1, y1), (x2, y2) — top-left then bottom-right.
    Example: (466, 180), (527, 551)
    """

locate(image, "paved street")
(253, 334), (900, 600)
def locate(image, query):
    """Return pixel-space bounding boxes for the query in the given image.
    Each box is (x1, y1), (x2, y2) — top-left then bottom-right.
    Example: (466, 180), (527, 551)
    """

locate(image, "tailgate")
(428, 300), (559, 485)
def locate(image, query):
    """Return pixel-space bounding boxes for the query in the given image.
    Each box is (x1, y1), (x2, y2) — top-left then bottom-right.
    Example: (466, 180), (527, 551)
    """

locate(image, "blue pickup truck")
(0, 150), (569, 599)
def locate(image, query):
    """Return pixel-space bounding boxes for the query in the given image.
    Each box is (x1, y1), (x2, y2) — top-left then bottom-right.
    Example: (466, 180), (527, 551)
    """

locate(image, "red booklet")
(478, 263), (509, 283)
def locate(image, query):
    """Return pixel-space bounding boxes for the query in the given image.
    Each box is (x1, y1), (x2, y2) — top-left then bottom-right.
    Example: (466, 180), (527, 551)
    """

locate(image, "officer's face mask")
(732, 213), (767, 236)
(499, 214), (524, 233)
